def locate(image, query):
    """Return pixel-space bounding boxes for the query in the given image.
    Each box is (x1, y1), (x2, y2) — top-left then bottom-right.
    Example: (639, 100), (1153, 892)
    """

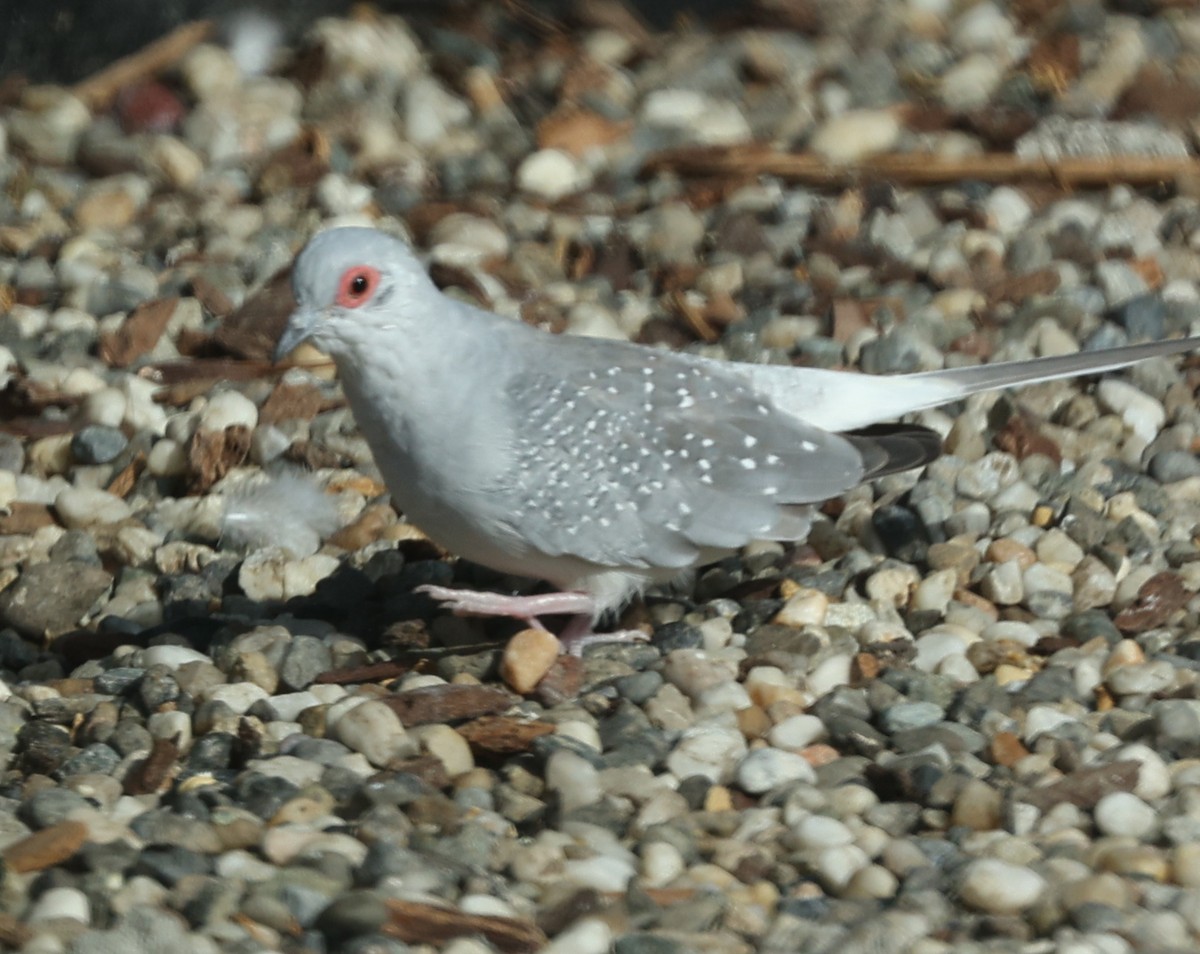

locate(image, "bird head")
(275, 227), (435, 362)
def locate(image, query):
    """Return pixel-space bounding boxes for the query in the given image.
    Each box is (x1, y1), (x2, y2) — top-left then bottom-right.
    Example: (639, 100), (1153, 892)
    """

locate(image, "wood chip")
(1020, 760), (1140, 812)
(106, 452), (146, 498)
(0, 914), (31, 949)
(2, 820), (89, 873)
(259, 380), (327, 425)
(213, 268), (295, 361)
(537, 108), (631, 155)
(383, 898), (547, 953)
(315, 660), (412, 685)
(456, 715), (555, 755)
(1114, 571), (1191, 633)
(187, 424), (252, 493)
(0, 502), (56, 535)
(644, 145), (1200, 189)
(123, 735), (180, 795)
(993, 415), (1062, 464)
(383, 684), (515, 727)
(72, 20), (213, 110)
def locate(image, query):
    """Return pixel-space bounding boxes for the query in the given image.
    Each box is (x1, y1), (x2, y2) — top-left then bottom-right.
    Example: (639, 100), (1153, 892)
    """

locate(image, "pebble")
(810, 109), (902, 163)
(198, 390), (259, 432)
(1094, 791), (1158, 840)
(54, 486), (132, 527)
(5, 7), (1200, 952)
(735, 748), (816, 793)
(959, 858), (1046, 914)
(516, 149), (592, 201)
(332, 700), (415, 767)
(500, 628), (559, 694)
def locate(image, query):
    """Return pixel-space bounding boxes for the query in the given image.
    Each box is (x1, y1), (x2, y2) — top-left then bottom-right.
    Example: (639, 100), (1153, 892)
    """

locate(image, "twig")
(72, 20), (214, 110)
(644, 145), (1200, 189)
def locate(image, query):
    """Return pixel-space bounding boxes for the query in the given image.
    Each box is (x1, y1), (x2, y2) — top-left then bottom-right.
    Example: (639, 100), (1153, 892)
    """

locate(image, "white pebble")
(768, 714), (826, 750)
(666, 725), (747, 783)
(794, 814), (854, 848)
(960, 858), (1046, 913)
(516, 149), (592, 201)
(1094, 791), (1158, 839)
(55, 487), (132, 528)
(146, 438), (188, 477)
(333, 699), (415, 767)
(736, 748), (816, 793)
(806, 654), (853, 698)
(206, 682), (269, 714)
(546, 750), (601, 811)
(810, 109), (902, 164)
(1097, 379), (1165, 442)
(26, 886), (90, 924)
(539, 918), (612, 954)
(199, 389), (258, 432)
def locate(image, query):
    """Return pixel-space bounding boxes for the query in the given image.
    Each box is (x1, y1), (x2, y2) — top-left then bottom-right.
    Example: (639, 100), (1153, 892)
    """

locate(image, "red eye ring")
(335, 265), (381, 308)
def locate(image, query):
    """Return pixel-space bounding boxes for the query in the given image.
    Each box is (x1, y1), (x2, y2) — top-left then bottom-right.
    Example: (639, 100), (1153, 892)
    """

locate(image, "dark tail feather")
(846, 423), (943, 480)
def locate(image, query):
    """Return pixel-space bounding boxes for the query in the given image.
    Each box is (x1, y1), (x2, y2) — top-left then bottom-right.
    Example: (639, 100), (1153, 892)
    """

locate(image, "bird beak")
(274, 306), (319, 363)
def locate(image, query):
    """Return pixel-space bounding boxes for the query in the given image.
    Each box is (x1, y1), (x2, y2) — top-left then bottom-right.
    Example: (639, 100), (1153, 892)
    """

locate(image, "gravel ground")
(4, 3), (1200, 953)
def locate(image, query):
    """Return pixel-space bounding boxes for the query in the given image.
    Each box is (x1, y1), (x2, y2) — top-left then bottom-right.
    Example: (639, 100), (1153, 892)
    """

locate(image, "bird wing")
(497, 351), (875, 570)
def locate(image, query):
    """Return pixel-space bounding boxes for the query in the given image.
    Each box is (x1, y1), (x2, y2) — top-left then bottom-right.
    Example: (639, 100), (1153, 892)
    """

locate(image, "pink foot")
(415, 585), (648, 656)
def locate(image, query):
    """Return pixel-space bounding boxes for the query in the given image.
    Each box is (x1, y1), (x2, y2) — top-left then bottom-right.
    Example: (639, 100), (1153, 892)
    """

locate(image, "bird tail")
(902, 335), (1200, 401)
(752, 334), (1200, 432)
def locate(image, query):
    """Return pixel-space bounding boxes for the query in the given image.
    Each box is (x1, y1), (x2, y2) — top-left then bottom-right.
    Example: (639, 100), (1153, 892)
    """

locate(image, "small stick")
(644, 145), (1200, 189)
(72, 20), (214, 110)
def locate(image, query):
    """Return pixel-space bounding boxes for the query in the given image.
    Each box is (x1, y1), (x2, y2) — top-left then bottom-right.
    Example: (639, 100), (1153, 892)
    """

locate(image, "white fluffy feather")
(220, 470), (342, 558)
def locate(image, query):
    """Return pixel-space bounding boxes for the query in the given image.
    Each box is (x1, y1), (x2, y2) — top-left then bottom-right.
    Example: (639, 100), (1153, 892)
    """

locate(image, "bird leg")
(416, 585), (596, 619)
(415, 585), (648, 656)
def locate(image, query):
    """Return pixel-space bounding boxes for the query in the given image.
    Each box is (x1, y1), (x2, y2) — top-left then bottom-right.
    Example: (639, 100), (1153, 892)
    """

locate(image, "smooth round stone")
(1094, 791), (1158, 839)
(140, 645), (211, 668)
(515, 149), (591, 201)
(981, 560), (1023, 605)
(1114, 743), (1171, 800)
(71, 424), (128, 464)
(774, 588), (828, 627)
(546, 749), (601, 811)
(960, 858), (1046, 913)
(641, 839), (686, 888)
(735, 748), (816, 793)
(198, 389), (258, 431)
(26, 886), (91, 923)
(814, 844), (870, 893)
(880, 701), (945, 734)
(806, 654), (853, 698)
(913, 569), (957, 614)
(55, 486), (133, 528)
(333, 700), (415, 768)
(500, 628), (558, 694)
(913, 629), (971, 672)
(666, 725), (747, 783)
(146, 438), (188, 476)
(794, 813), (854, 848)
(81, 388), (126, 428)
(1097, 379), (1164, 442)
(541, 917), (612, 954)
(413, 724), (474, 776)
(767, 714), (826, 750)
(810, 108), (901, 163)
(207, 681), (270, 714)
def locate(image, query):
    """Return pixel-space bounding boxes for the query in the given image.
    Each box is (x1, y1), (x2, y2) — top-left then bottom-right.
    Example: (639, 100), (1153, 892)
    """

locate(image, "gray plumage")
(277, 226), (1200, 622)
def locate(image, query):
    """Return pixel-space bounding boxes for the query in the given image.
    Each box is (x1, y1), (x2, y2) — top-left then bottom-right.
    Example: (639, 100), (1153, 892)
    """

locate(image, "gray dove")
(276, 226), (1200, 649)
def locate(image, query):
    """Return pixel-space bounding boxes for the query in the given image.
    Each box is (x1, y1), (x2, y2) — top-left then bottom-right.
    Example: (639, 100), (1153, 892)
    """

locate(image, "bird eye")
(335, 266), (381, 308)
